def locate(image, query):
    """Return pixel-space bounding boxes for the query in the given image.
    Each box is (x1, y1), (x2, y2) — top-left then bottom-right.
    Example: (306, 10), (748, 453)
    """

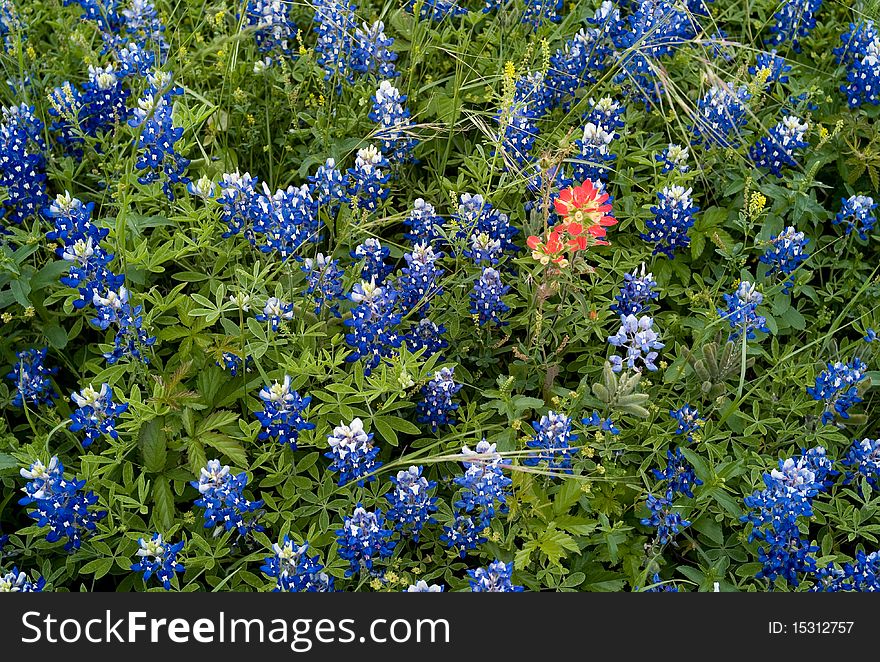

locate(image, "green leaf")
(0, 452), (19, 475)
(43, 324), (68, 350)
(152, 476), (175, 530)
(372, 417), (398, 446)
(80, 557), (115, 580)
(138, 419), (167, 473)
(200, 432), (247, 466)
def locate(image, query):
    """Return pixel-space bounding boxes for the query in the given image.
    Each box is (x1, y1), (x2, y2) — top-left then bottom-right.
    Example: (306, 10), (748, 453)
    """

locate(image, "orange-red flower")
(554, 180), (617, 230)
(527, 181), (617, 267)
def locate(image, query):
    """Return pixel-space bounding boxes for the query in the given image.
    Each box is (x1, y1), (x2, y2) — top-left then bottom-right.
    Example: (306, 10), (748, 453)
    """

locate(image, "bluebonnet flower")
(742, 448), (829, 586)
(841, 438), (880, 489)
(0, 0), (23, 50)
(130, 534), (185, 590)
(807, 358), (867, 425)
(495, 75), (542, 169)
(406, 0), (466, 21)
(312, 0), (357, 83)
(670, 404), (701, 442)
(641, 491), (690, 544)
(865, 329), (877, 343)
(309, 158), (347, 212)
(69, 383), (128, 447)
(440, 515), (487, 558)
(470, 267), (510, 327)
(607, 314), (664, 373)
(524, 411), (578, 473)
(585, 95), (625, 129)
(652, 448), (702, 498)
(750, 50), (792, 88)
(690, 83), (751, 149)
(336, 505), (396, 576)
(255, 376), (314, 450)
(417, 367), (462, 431)
(245, 0), (296, 63)
(347, 144), (390, 211)
(406, 580), (443, 592)
(612, 263), (658, 316)
(0, 568), (45, 592)
(404, 198), (443, 245)
(344, 278), (402, 374)
(572, 113), (617, 183)
(7, 348), (58, 408)
(760, 226), (809, 293)
(655, 143), (689, 174)
(386, 465), (437, 541)
(352, 238), (391, 283)
(453, 440), (512, 527)
(833, 195), (876, 241)
(217, 352), (253, 376)
(544, 27), (612, 110)
(103, 298), (157, 365)
(64, 0), (124, 34)
(521, 0), (561, 30)
(454, 193), (519, 257)
(302, 253), (345, 317)
(404, 318), (448, 358)
(352, 21), (398, 79)
(191, 459), (264, 537)
(397, 242), (443, 315)
(582, 410), (620, 435)
(639, 573), (679, 592)
(642, 185), (698, 257)
(326, 417), (381, 486)
(749, 115), (809, 177)
(252, 182), (321, 259)
(128, 70), (190, 200)
(766, 0), (822, 52)
(186, 174), (216, 200)
(217, 171), (260, 239)
(260, 537), (334, 592)
(256, 297), (295, 331)
(0, 104), (48, 226)
(835, 22), (880, 108)
(464, 232), (502, 266)
(19, 456), (106, 552)
(370, 80), (417, 163)
(116, 40), (157, 76)
(468, 560), (523, 592)
(719, 281), (768, 342)
(122, 0), (167, 53)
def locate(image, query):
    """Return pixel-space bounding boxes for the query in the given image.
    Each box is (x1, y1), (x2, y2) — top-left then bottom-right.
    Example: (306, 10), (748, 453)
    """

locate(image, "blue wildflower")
(833, 195), (876, 241)
(7, 348), (58, 408)
(766, 0), (822, 52)
(655, 143), (690, 174)
(612, 263), (658, 316)
(749, 115), (809, 177)
(690, 83), (751, 149)
(404, 198), (443, 246)
(370, 80), (417, 163)
(310, 158), (348, 212)
(642, 185), (698, 257)
(524, 410), (578, 473)
(256, 296), (295, 331)
(417, 367), (462, 431)
(19, 456), (107, 552)
(130, 534), (185, 590)
(453, 439), (512, 527)
(406, 580), (443, 591)
(352, 20), (398, 79)
(335, 504), (396, 577)
(760, 226), (809, 293)
(326, 417), (381, 487)
(302, 253), (345, 317)
(750, 50), (792, 88)
(397, 242), (444, 315)
(440, 515), (487, 558)
(347, 144), (390, 211)
(607, 313), (664, 373)
(385, 465), (437, 541)
(641, 490), (690, 545)
(70, 383), (128, 447)
(404, 317), (448, 358)
(841, 438), (880, 490)
(260, 537), (334, 592)
(0, 568), (45, 592)
(652, 448), (703, 498)
(191, 459), (264, 537)
(719, 281), (768, 342)
(468, 560), (523, 592)
(670, 404), (701, 442)
(835, 22), (880, 108)
(344, 278), (402, 374)
(470, 267), (510, 327)
(255, 376), (314, 450)
(807, 358), (867, 425)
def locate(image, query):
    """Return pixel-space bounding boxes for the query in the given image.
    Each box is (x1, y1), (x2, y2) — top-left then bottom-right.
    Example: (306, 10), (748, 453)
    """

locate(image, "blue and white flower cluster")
(19, 457), (107, 552)
(335, 504), (396, 577)
(130, 533), (185, 590)
(766, 0), (822, 52)
(191, 459), (264, 537)
(0, 104), (47, 229)
(46, 192), (156, 365)
(467, 559), (523, 592)
(642, 185), (699, 257)
(690, 83), (751, 149)
(749, 115), (809, 177)
(719, 281), (768, 342)
(0, 568), (45, 592)
(607, 314), (664, 373)
(417, 367), (462, 431)
(260, 536), (334, 592)
(806, 357), (867, 425)
(6, 347), (57, 408)
(70, 383), (128, 447)
(612, 264), (658, 316)
(326, 417), (381, 486)
(833, 195), (876, 241)
(256, 376), (315, 450)
(524, 410), (578, 472)
(760, 226), (809, 293)
(385, 465), (438, 542)
(370, 80), (418, 163)
(835, 21), (880, 108)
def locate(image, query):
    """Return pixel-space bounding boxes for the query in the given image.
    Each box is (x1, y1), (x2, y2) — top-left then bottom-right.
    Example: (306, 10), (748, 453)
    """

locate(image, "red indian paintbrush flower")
(527, 180), (617, 267)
